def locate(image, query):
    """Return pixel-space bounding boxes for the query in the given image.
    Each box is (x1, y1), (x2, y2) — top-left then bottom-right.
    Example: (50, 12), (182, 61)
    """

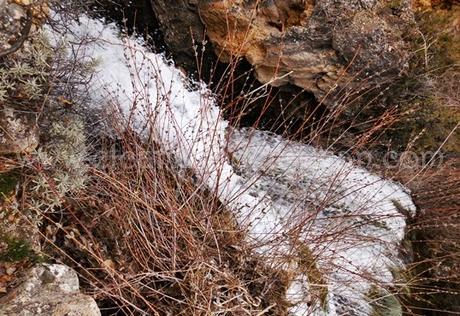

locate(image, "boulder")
(151, 0), (417, 101)
(0, 264), (101, 316)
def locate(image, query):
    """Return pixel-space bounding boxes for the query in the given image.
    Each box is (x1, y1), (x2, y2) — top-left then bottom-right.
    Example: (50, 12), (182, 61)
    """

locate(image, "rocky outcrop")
(0, 107), (38, 154)
(151, 0), (417, 101)
(149, 0), (206, 69)
(0, 264), (101, 316)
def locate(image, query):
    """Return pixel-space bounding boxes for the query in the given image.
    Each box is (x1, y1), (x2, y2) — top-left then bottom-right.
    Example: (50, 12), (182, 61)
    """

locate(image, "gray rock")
(0, 106), (38, 154)
(0, 264), (101, 316)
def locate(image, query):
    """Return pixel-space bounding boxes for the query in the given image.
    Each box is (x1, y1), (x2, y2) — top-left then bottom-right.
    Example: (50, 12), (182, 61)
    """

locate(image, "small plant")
(0, 31), (52, 106)
(0, 235), (35, 263)
(27, 114), (88, 212)
(367, 285), (402, 316)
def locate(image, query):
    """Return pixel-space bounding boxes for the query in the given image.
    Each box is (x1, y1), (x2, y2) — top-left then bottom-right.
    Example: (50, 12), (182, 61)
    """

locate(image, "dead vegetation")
(394, 159), (460, 315)
(36, 108), (291, 315)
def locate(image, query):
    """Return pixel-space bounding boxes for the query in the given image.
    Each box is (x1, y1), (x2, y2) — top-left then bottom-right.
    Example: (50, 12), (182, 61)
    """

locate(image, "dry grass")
(395, 159), (460, 315)
(37, 110), (290, 315)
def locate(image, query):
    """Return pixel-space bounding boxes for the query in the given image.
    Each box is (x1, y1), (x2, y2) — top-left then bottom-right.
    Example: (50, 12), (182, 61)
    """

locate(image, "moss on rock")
(414, 5), (460, 68)
(392, 97), (460, 153)
(377, 4), (460, 155)
(0, 236), (35, 263)
(0, 172), (18, 199)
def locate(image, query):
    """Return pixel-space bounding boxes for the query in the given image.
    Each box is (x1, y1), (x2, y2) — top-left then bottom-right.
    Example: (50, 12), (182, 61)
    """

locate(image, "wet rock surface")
(0, 264), (101, 316)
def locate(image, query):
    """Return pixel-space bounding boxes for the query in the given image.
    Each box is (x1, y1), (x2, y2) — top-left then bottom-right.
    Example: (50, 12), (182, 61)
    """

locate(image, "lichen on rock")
(0, 264), (101, 316)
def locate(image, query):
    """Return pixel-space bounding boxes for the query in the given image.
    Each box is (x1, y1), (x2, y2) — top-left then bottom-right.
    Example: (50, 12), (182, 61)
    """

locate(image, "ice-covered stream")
(46, 15), (416, 315)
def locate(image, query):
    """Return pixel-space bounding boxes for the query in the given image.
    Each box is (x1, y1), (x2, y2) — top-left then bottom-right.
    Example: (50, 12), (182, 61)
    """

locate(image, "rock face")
(0, 264), (101, 316)
(151, 0), (416, 101)
(0, 107), (38, 154)
(149, 0), (206, 69)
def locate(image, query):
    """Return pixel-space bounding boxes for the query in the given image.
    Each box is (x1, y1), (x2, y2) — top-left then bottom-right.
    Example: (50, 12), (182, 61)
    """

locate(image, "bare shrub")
(39, 107), (290, 315)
